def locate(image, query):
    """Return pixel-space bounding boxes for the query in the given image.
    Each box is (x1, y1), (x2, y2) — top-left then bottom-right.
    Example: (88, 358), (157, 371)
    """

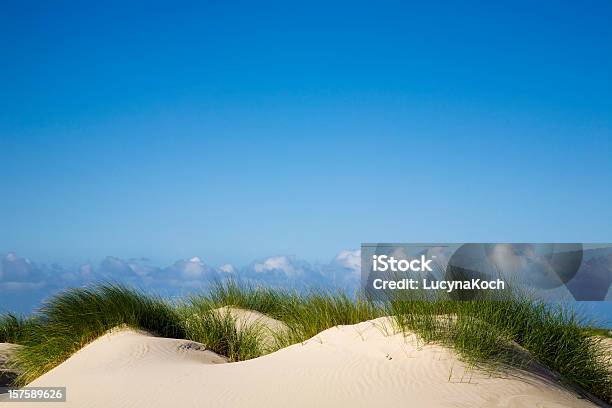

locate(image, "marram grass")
(3, 281), (611, 403)
(388, 289), (612, 403)
(180, 280), (381, 349)
(0, 313), (37, 344)
(9, 284), (184, 385)
(179, 307), (265, 361)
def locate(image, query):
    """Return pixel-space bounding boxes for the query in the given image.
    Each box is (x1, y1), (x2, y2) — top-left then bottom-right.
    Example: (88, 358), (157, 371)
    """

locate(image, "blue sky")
(1, 2), (611, 319)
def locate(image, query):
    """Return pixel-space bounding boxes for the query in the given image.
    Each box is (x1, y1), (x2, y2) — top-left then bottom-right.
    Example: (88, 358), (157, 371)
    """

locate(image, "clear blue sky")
(1, 1), (611, 266)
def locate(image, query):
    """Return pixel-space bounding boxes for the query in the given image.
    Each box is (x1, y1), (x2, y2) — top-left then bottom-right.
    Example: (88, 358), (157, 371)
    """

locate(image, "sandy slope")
(2, 317), (601, 408)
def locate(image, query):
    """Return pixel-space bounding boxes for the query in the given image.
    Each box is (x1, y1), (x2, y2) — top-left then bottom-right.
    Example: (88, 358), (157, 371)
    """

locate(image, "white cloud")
(127, 258), (160, 277)
(254, 256), (297, 276)
(5, 252), (19, 262)
(219, 264), (235, 273)
(333, 249), (360, 272)
(325, 249), (362, 283)
(168, 256), (208, 280)
(79, 263), (95, 279)
(1, 252), (37, 281)
(100, 256), (133, 275)
(0, 250), (366, 304)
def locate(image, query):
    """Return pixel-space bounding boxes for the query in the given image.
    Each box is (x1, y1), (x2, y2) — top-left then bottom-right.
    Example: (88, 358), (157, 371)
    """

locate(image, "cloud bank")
(0, 251), (362, 313)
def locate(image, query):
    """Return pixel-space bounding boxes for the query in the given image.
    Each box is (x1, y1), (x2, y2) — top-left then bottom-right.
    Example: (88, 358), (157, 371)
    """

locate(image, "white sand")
(5, 316), (601, 408)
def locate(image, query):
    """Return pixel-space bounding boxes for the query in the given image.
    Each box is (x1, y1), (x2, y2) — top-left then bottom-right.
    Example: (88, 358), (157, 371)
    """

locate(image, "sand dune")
(3, 317), (601, 408)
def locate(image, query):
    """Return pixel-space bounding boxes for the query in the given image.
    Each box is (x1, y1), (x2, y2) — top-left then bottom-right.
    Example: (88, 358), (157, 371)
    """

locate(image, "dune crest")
(6, 317), (599, 408)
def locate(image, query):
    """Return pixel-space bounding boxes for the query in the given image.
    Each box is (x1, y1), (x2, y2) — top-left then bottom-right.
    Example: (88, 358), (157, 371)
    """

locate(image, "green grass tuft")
(0, 314), (37, 344)
(181, 308), (264, 361)
(274, 291), (381, 346)
(185, 280), (381, 347)
(10, 283), (184, 385)
(389, 290), (612, 403)
(186, 279), (299, 319)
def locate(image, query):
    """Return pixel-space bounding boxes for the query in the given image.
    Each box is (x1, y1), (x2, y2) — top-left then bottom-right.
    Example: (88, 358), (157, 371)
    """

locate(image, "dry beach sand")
(0, 310), (604, 408)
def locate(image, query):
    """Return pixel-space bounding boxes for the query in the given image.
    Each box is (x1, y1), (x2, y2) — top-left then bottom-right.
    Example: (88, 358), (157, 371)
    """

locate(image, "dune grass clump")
(185, 280), (382, 347)
(389, 290), (612, 403)
(506, 302), (611, 402)
(0, 313), (37, 344)
(10, 284), (184, 386)
(275, 291), (381, 346)
(187, 280), (299, 319)
(181, 308), (264, 361)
